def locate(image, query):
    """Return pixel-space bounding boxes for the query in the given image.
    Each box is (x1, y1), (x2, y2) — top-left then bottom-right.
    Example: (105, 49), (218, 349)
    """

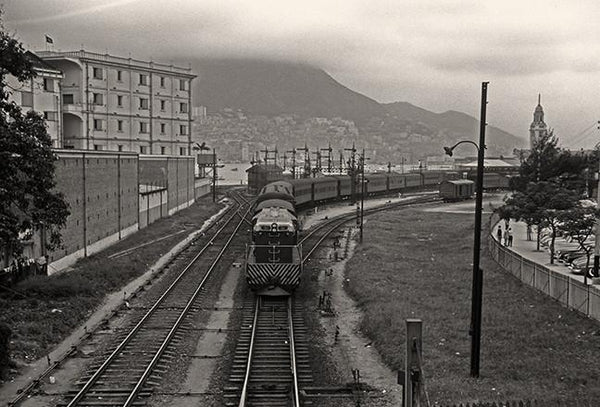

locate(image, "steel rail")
(65, 204), (249, 407)
(237, 297), (260, 407)
(124, 205), (251, 406)
(288, 298), (301, 407)
(300, 195), (437, 260)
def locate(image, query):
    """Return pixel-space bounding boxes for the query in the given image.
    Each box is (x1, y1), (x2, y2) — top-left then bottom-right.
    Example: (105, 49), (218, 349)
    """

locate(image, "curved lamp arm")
(443, 140), (482, 157)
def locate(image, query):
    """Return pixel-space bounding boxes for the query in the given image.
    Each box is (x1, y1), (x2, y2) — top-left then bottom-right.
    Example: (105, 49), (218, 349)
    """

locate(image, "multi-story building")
(6, 51), (64, 147)
(37, 50), (196, 155)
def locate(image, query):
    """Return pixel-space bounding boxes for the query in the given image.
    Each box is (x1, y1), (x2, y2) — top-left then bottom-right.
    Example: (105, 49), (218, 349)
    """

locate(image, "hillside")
(192, 59), (382, 123)
(191, 58), (526, 161)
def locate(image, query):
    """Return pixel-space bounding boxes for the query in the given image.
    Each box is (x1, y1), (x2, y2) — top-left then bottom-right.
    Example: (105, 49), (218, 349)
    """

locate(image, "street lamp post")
(594, 137), (600, 278)
(443, 81), (489, 378)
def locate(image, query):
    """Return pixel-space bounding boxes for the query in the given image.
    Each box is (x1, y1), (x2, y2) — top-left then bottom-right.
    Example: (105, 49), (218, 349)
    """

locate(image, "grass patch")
(345, 205), (600, 404)
(0, 197), (222, 363)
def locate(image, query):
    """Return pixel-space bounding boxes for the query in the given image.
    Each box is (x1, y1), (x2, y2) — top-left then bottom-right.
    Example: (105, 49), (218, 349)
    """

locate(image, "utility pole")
(360, 149), (366, 243)
(212, 148), (217, 202)
(321, 144), (333, 173)
(470, 81), (489, 378)
(345, 143), (357, 204)
(286, 149), (296, 179)
(594, 129), (600, 278)
(297, 144), (309, 178)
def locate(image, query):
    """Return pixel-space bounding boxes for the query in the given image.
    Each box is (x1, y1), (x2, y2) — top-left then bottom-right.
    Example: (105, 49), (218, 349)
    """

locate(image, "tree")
(504, 182), (577, 263)
(0, 29), (69, 265)
(511, 130), (591, 195)
(558, 205), (600, 282)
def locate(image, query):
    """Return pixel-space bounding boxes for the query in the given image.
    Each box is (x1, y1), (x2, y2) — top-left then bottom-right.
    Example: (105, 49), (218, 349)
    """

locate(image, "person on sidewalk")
(507, 227), (513, 247)
(497, 225), (503, 242)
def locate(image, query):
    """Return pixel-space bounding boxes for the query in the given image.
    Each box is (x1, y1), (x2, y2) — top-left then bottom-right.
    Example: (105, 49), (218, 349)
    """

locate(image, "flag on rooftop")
(45, 35), (53, 44)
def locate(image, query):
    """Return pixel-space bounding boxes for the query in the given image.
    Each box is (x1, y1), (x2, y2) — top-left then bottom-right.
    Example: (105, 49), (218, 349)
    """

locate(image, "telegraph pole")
(470, 81), (489, 378)
(286, 149), (296, 179)
(345, 143), (357, 204)
(594, 128), (600, 278)
(321, 143), (333, 173)
(212, 148), (217, 202)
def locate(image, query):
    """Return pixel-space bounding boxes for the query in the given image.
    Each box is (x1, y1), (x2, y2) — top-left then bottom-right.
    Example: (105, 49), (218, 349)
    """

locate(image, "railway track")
(58, 197), (251, 407)
(225, 296), (312, 406)
(300, 193), (438, 260)
(222, 194), (436, 406)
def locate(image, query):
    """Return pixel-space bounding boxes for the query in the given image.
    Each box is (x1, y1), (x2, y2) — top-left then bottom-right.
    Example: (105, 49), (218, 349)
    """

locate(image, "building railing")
(36, 50), (194, 76)
(488, 216), (600, 322)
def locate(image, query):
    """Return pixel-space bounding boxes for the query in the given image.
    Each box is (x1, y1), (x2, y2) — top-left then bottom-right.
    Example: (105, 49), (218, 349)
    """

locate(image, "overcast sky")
(4, 0), (600, 148)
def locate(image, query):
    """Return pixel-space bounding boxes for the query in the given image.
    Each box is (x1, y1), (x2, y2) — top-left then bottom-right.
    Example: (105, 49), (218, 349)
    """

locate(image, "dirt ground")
(315, 225), (404, 405)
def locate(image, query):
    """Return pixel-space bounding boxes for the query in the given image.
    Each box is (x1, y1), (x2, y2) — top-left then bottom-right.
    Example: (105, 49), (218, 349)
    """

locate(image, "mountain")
(382, 102), (525, 154)
(192, 59), (382, 123)
(191, 58), (526, 161)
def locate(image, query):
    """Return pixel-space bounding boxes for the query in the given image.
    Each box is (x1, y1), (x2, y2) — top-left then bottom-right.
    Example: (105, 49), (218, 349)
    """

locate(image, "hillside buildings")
(6, 51), (64, 147)
(36, 50), (196, 155)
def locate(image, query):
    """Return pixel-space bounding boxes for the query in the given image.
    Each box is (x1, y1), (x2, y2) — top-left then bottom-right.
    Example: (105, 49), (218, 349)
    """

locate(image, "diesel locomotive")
(244, 171), (451, 296)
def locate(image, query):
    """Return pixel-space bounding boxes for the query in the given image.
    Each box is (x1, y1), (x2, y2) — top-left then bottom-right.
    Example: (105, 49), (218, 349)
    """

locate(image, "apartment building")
(6, 51), (64, 147)
(36, 50), (196, 155)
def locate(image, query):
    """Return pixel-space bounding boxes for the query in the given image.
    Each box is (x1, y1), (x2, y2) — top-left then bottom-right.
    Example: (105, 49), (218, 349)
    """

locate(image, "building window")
(140, 145), (147, 154)
(139, 121), (148, 133)
(179, 102), (188, 113)
(117, 120), (123, 132)
(93, 67), (103, 79)
(93, 93), (103, 105)
(117, 70), (122, 81)
(21, 91), (33, 107)
(179, 124), (187, 135)
(118, 145), (123, 152)
(63, 94), (74, 104)
(43, 78), (54, 92)
(160, 123), (166, 134)
(179, 79), (187, 91)
(139, 74), (148, 86)
(180, 147), (186, 155)
(43, 111), (57, 121)
(93, 119), (103, 130)
(139, 98), (149, 110)
(160, 146), (166, 155)
(160, 76), (165, 87)
(117, 95), (123, 107)
(160, 100), (166, 111)
(93, 144), (102, 151)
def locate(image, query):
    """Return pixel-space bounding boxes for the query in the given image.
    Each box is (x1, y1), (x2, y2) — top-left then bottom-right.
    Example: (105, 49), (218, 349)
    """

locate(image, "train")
(244, 170), (512, 295)
(244, 171), (451, 296)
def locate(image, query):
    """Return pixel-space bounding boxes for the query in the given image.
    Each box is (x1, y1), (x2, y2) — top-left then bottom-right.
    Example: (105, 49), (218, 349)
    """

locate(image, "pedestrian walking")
(507, 227), (513, 247)
(496, 225), (502, 242)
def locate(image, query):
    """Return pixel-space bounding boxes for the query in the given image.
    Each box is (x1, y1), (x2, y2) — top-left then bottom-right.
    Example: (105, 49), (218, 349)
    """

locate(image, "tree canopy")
(0, 29), (69, 263)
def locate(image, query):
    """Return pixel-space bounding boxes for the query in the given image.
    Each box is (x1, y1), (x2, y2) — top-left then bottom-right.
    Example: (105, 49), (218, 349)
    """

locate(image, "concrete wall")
(49, 150), (140, 271)
(139, 155), (196, 215)
(43, 151), (206, 274)
(489, 218), (600, 323)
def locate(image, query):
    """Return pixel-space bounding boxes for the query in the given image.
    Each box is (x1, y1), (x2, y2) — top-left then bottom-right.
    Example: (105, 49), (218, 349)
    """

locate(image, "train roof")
(443, 179), (475, 185)
(254, 199), (295, 214)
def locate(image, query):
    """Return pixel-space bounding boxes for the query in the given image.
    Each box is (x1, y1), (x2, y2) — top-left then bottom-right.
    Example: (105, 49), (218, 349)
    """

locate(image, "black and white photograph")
(1, 1), (599, 406)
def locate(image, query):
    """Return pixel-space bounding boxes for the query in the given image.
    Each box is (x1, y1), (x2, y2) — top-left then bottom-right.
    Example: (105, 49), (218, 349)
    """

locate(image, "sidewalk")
(494, 220), (592, 285)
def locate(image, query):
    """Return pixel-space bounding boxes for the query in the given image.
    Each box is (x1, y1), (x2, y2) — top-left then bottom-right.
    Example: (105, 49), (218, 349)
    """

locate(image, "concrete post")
(405, 319), (422, 407)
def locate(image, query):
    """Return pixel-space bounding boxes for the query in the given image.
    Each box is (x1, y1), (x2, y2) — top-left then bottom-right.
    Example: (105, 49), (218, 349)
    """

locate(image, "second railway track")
(59, 196), (250, 407)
